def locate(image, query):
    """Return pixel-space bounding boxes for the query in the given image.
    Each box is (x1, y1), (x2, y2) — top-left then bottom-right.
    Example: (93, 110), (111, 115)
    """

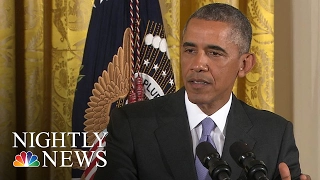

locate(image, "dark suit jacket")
(94, 88), (301, 180)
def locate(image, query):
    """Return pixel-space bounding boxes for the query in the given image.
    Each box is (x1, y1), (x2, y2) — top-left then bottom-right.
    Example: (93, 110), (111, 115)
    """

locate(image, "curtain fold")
(0, 0), (273, 179)
(0, 0), (92, 179)
(0, 0), (17, 179)
(159, 0), (182, 89)
(235, 0), (274, 110)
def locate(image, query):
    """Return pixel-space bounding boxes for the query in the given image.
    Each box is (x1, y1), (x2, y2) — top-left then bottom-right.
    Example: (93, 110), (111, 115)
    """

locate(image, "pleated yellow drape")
(0, 0), (17, 179)
(0, 0), (92, 179)
(161, 0), (274, 111)
(0, 0), (273, 179)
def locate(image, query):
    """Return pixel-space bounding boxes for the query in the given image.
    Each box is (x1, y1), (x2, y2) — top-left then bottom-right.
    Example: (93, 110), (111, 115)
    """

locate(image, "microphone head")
(230, 141), (268, 179)
(229, 141), (253, 167)
(196, 142), (219, 165)
(197, 142), (232, 179)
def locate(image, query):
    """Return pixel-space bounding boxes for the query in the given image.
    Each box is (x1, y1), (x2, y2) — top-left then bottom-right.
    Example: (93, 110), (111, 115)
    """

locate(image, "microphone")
(229, 141), (269, 180)
(196, 142), (231, 180)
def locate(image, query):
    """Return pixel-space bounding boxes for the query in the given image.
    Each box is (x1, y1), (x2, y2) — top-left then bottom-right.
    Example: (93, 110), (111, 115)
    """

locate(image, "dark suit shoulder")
(226, 96), (300, 180)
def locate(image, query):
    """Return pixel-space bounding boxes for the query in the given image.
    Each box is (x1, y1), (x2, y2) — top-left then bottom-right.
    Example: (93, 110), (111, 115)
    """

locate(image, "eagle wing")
(83, 28), (131, 146)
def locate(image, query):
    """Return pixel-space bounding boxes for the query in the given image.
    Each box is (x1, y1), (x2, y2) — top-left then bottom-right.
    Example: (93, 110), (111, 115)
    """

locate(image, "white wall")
(275, 0), (320, 178)
(292, 0), (320, 178)
(292, 0), (320, 179)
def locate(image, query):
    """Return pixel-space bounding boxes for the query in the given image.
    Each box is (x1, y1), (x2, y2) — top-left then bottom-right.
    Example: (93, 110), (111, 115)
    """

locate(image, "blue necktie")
(195, 117), (216, 180)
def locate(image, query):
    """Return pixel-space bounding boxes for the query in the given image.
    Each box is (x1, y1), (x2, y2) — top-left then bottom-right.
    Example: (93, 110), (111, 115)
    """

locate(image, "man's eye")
(208, 51), (221, 56)
(184, 48), (196, 53)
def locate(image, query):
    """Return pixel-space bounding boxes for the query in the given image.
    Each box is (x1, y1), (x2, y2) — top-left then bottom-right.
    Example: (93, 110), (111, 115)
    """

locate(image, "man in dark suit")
(95, 3), (309, 180)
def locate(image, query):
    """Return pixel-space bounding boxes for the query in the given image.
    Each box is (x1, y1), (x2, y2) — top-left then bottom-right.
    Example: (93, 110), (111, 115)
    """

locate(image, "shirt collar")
(185, 91), (232, 134)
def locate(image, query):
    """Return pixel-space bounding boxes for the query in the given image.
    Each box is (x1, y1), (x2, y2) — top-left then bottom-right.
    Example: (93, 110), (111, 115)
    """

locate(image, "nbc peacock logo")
(13, 151), (40, 167)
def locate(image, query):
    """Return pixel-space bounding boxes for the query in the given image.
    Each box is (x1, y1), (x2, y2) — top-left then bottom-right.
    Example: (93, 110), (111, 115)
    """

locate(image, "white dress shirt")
(185, 91), (232, 156)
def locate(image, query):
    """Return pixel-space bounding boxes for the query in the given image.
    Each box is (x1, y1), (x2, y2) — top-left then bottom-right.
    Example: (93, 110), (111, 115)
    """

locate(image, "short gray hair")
(183, 3), (252, 55)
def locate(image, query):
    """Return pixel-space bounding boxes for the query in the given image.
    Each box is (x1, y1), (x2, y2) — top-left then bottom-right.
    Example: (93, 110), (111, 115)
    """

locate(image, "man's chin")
(187, 95), (208, 105)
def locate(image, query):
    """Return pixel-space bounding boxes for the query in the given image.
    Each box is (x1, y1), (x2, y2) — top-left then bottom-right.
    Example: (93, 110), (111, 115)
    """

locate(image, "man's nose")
(190, 53), (209, 72)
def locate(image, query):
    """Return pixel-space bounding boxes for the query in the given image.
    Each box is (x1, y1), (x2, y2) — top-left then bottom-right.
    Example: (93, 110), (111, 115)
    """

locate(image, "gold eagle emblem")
(72, 28), (131, 170)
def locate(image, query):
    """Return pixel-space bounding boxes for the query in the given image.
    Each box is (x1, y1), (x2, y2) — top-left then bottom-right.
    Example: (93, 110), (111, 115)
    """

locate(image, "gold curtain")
(0, 0), (273, 179)
(0, 0), (92, 179)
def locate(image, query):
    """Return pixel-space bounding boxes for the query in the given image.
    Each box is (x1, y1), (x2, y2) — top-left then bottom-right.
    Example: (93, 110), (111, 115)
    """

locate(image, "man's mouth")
(192, 80), (208, 84)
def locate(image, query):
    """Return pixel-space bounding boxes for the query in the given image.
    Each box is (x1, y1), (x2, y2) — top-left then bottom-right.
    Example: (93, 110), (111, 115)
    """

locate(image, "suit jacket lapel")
(153, 91), (256, 179)
(221, 94), (256, 179)
(154, 88), (197, 180)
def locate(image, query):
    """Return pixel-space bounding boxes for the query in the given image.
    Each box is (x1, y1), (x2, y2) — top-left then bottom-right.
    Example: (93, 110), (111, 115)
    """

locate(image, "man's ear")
(238, 53), (256, 77)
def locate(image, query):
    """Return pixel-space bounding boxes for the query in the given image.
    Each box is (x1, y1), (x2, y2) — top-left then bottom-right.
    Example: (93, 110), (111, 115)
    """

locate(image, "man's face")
(181, 18), (242, 115)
